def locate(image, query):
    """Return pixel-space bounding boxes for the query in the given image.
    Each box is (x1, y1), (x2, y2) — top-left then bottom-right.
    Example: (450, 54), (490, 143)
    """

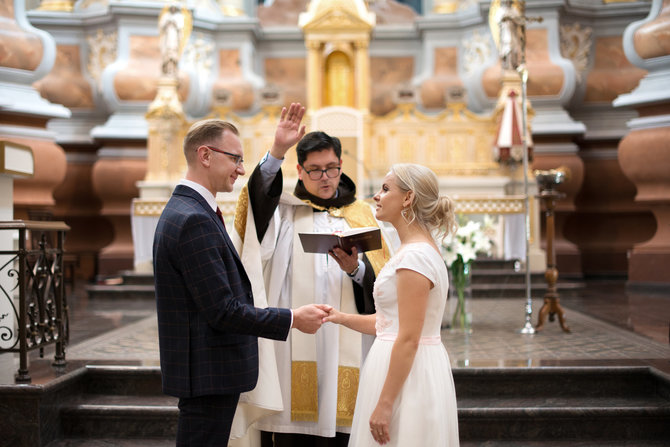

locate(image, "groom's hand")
(292, 304), (332, 334)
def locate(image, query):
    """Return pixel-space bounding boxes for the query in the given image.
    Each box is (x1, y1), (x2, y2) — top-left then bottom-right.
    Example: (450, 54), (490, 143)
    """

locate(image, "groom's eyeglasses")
(205, 145), (244, 167)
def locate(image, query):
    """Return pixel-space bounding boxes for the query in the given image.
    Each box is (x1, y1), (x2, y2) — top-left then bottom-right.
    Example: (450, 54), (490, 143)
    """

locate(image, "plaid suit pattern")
(154, 185), (292, 399)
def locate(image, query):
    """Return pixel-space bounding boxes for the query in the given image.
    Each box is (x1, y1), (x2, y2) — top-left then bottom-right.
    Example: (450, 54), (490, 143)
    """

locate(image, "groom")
(153, 105), (329, 446)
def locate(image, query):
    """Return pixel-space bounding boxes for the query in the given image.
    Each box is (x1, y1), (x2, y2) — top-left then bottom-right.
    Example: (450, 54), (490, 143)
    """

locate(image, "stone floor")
(1, 278), (669, 385)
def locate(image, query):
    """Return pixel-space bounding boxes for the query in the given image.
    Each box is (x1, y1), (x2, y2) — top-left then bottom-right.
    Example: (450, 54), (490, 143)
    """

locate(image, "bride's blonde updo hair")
(390, 163), (457, 240)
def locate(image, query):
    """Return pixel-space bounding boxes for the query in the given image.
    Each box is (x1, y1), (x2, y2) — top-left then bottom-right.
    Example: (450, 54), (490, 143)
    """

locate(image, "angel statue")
(158, 3), (192, 78)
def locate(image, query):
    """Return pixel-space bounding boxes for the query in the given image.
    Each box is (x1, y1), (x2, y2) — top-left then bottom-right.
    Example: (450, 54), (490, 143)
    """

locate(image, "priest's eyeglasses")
(302, 166), (341, 180)
(205, 146), (244, 166)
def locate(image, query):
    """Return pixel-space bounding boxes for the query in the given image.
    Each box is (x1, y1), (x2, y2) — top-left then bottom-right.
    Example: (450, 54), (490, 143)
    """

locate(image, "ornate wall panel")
(585, 36), (646, 103)
(33, 44), (94, 109)
(370, 56), (414, 116)
(419, 47), (461, 110)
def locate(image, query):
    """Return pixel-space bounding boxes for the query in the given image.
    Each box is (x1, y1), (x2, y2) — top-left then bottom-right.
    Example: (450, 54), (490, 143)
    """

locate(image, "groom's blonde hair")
(183, 119), (239, 164)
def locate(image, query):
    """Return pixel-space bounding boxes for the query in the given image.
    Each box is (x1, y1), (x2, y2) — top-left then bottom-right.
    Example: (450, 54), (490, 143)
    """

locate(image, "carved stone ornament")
(182, 33), (214, 79)
(213, 88), (233, 108)
(462, 29), (492, 76)
(86, 28), (118, 92)
(259, 84), (284, 106)
(560, 23), (592, 83)
(393, 84), (417, 104)
(446, 85), (467, 104)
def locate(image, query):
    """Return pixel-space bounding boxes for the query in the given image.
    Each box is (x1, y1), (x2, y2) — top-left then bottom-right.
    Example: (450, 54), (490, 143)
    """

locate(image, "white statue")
(159, 3), (187, 78)
(498, 0), (525, 71)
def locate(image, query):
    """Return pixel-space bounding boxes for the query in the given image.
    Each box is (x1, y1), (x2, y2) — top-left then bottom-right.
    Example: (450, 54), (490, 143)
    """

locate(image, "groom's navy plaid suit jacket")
(153, 185), (292, 398)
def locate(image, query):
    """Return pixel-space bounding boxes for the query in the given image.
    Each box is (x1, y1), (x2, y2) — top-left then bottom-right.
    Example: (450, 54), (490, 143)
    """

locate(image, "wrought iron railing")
(0, 220), (70, 382)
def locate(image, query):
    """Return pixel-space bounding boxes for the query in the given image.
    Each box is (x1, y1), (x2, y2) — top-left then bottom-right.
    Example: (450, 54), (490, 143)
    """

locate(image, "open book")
(298, 226), (382, 254)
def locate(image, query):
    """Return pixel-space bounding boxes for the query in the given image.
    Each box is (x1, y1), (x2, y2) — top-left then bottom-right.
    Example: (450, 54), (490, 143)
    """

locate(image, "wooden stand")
(535, 189), (571, 333)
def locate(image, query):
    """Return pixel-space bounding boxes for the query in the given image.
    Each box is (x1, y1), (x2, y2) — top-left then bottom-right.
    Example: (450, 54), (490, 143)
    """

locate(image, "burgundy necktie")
(216, 206), (226, 230)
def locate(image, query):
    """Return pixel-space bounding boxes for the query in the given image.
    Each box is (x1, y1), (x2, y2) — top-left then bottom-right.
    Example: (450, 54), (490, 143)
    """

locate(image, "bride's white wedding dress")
(349, 242), (460, 446)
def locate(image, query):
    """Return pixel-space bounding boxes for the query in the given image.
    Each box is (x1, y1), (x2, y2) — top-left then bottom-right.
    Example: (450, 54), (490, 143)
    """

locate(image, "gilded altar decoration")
(433, 0), (460, 14)
(219, 0), (245, 16)
(299, 0), (375, 111)
(37, 0), (75, 12)
(433, 0), (478, 14)
(325, 51), (354, 107)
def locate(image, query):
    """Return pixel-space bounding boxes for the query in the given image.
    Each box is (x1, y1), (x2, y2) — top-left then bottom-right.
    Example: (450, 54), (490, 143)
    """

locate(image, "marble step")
(46, 440), (174, 447)
(84, 282), (583, 300)
(458, 406), (670, 442)
(60, 401), (178, 439)
(79, 366), (163, 395)
(58, 399), (670, 442)
(452, 366), (668, 399)
(85, 284), (155, 300)
(85, 255), (582, 301)
(468, 282), (583, 298)
(84, 276), (583, 301)
(471, 258), (520, 270)
(119, 270), (155, 286)
(53, 366), (669, 441)
(469, 269), (546, 284)
(460, 442), (670, 447)
(80, 366), (668, 401)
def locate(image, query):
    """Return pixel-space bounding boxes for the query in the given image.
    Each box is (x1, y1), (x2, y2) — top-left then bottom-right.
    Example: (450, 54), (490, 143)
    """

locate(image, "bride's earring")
(401, 207), (410, 224)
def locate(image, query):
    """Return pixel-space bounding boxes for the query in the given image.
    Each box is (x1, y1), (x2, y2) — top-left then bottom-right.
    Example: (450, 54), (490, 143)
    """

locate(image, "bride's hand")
(369, 401), (392, 444)
(322, 307), (345, 325)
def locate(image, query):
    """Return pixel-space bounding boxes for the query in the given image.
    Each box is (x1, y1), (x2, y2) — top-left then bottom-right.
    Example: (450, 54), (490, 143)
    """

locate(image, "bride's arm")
(369, 268), (431, 445)
(322, 308), (377, 335)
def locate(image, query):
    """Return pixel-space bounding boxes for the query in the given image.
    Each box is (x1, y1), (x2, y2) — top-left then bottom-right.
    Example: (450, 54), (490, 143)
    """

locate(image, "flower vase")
(450, 259), (472, 334)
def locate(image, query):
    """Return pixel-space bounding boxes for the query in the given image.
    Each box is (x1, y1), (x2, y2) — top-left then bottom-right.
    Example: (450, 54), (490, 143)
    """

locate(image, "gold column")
(144, 77), (188, 184)
(306, 40), (323, 111)
(354, 40), (370, 113)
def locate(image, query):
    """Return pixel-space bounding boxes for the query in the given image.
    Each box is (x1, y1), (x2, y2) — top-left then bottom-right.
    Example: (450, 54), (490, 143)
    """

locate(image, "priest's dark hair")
(296, 131), (342, 165)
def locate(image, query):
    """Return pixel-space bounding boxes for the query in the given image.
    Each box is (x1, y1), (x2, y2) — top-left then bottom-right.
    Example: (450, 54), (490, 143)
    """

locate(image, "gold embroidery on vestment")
(336, 366), (359, 427)
(291, 361), (319, 422)
(234, 185), (249, 241)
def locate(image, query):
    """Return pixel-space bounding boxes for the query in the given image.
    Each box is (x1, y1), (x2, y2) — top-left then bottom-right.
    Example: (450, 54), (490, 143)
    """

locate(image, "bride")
(325, 163), (460, 446)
